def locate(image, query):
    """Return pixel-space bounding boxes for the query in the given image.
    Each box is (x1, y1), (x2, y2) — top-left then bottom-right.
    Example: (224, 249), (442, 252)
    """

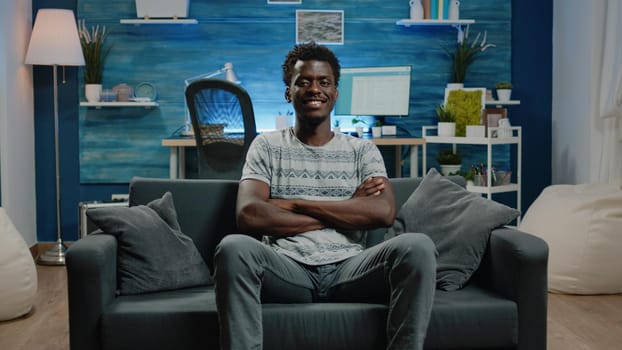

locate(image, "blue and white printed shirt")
(241, 127), (387, 265)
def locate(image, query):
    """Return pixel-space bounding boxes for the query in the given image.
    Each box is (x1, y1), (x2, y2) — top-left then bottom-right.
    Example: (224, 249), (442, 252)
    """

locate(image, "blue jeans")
(214, 233), (437, 350)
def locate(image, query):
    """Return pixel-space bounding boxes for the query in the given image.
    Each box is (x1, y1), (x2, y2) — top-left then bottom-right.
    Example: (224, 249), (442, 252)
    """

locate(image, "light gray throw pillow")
(391, 168), (519, 291)
(86, 192), (212, 295)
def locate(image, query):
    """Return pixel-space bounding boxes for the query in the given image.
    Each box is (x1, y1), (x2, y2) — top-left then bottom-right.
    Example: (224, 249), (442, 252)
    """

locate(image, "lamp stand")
(38, 64), (67, 266)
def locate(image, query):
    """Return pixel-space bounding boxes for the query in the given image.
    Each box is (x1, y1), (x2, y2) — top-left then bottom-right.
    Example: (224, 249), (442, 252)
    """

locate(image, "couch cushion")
(101, 286), (219, 350)
(426, 284), (518, 349)
(391, 168), (520, 291)
(87, 192), (212, 295)
(100, 284), (517, 350)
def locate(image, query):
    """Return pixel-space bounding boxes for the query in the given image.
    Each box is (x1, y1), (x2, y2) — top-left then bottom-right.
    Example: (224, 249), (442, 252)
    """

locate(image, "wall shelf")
(486, 100), (521, 107)
(395, 19), (475, 26)
(80, 101), (159, 109)
(120, 18), (198, 25)
(396, 19), (475, 41)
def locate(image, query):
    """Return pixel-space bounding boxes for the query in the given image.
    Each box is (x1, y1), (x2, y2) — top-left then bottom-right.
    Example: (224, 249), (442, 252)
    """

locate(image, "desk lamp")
(181, 62), (239, 136)
(25, 9), (85, 265)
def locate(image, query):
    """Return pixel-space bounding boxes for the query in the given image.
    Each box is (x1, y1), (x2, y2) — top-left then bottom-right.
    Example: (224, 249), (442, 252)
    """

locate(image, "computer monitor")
(334, 66), (412, 117)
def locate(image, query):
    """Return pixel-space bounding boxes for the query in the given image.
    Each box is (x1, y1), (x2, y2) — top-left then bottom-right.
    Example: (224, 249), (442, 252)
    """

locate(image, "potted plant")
(78, 20), (110, 102)
(494, 81), (513, 101)
(436, 148), (462, 175)
(352, 117), (368, 137)
(435, 104), (456, 137)
(333, 119), (341, 133)
(371, 120), (382, 138)
(445, 30), (495, 87)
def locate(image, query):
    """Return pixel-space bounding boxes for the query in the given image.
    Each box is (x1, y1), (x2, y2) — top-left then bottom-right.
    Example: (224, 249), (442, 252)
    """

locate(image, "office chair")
(185, 79), (257, 179)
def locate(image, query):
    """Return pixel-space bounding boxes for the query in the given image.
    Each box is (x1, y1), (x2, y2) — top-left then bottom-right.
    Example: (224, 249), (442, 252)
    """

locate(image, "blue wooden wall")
(77, 0), (511, 183)
(33, 0), (554, 242)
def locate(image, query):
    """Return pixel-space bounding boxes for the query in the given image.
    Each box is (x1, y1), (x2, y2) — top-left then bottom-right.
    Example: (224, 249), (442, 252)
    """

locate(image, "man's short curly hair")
(282, 42), (341, 87)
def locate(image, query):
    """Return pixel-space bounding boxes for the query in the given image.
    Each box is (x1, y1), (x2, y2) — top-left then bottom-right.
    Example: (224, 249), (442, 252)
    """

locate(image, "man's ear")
(284, 87), (291, 103)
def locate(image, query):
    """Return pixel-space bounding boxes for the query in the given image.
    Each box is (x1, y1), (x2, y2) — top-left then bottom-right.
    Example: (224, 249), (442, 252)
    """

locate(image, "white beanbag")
(0, 208), (38, 320)
(519, 184), (622, 294)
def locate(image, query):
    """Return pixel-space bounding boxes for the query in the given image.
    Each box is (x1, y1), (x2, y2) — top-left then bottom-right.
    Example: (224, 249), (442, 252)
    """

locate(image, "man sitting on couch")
(213, 42), (437, 350)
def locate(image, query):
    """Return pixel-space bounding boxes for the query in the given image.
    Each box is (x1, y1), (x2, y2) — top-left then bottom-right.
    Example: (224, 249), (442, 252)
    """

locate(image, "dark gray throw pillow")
(391, 168), (520, 291)
(86, 192), (212, 295)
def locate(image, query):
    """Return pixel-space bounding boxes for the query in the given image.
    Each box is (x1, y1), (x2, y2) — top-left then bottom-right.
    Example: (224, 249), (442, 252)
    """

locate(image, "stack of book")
(421, 0), (453, 20)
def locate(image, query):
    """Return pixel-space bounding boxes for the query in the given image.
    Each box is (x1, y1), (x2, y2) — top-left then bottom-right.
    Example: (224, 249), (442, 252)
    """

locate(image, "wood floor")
(1, 265), (621, 350)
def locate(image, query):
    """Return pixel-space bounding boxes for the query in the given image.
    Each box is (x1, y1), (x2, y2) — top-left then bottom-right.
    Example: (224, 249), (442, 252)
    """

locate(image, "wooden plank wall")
(77, 0), (511, 183)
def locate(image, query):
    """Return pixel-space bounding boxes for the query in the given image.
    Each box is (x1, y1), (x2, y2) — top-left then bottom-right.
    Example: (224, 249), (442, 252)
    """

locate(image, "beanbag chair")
(0, 208), (38, 320)
(519, 184), (622, 294)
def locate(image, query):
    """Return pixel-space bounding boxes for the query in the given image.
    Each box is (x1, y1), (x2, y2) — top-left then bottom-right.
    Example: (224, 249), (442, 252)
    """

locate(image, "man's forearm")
(291, 196), (395, 230)
(237, 200), (325, 236)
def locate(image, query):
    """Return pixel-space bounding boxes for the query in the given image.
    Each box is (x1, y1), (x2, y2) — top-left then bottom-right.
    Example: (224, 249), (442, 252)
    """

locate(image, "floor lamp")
(25, 9), (85, 265)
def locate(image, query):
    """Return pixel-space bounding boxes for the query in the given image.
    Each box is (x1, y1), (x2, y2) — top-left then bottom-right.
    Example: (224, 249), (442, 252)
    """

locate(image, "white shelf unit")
(422, 125), (522, 223)
(485, 100), (521, 107)
(80, 101), (159, 108)
(120, 18), (198, 25)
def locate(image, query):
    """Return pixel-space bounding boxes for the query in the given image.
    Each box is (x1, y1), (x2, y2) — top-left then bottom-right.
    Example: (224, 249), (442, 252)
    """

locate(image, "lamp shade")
(25, 9), (85, 66)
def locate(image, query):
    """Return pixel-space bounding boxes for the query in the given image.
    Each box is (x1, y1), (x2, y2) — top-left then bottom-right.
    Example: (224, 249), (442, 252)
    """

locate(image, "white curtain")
(593, 0), (622, 187)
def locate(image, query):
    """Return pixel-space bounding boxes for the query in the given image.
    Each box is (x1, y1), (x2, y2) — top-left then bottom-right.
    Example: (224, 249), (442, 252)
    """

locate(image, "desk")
(162, 134), (425, 179)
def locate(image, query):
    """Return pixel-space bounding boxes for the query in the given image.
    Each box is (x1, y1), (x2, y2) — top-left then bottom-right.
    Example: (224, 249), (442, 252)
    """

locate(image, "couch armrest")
(485, 227), (549, 350)
(66, 234), (118, 350)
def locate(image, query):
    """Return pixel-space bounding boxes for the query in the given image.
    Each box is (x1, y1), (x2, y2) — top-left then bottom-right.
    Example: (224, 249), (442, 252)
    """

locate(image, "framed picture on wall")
(296, 10), (344, 45)
(268, 0), (302, 4)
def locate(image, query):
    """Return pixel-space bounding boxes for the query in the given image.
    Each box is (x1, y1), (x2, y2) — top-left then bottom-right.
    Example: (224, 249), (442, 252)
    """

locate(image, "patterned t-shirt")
(241, 127), (387, 266)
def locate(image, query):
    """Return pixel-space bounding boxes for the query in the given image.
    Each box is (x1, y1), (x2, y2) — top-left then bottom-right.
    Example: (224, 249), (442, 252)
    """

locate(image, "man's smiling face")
(286, 59), (338, 125)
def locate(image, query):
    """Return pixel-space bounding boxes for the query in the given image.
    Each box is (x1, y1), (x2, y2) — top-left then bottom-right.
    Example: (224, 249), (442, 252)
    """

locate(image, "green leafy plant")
(495, 81), (513, 89)
(436, 149), (462, 165)
(352, 117), (369, 126)
(78, 20), (110, 84)
(435, 104), (456, 123)
(445, 30), (495, 84)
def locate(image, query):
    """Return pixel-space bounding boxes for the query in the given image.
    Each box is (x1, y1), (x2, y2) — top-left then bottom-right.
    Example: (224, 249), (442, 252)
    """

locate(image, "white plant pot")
(440, 164), (461, 176)
(355, 126), (364, 137)
(437, 122), (456, 137)
(496, 89), (512, 101)
(466, 125), (486, 138)
(333, 126), (341, 133)
(446, 83), (464, 90)
(85, 84), (102, 103)
(371, 126), (382, 138)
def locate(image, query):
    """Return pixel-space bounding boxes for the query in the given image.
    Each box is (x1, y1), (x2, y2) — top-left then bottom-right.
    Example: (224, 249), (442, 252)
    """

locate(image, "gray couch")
(66, 176), (548, 350)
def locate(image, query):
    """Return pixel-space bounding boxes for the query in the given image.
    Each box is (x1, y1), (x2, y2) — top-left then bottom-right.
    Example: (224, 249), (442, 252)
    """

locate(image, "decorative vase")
(409, 0), (424, 20)
(437, 122), (456, 137)
(372, 126), (382, 138)
(449, 0), (460, 20)
(497, 89), (512, 101)
(440, 164), (461, 176)
(85, 84), (102, 103)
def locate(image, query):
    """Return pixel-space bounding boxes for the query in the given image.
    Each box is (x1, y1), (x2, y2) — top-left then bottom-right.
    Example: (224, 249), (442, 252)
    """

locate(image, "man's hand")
(352, 177), (385, 198)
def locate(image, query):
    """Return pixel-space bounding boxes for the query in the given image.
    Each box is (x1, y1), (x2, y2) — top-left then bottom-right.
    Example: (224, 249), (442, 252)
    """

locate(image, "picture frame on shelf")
(296, 10), (344, 45)
(483, 108), (507, 137)
(444, 87), (486, 137)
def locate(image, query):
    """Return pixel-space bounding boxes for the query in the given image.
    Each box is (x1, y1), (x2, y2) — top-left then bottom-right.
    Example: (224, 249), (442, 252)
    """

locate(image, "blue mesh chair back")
(185, 79), (257, 179)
